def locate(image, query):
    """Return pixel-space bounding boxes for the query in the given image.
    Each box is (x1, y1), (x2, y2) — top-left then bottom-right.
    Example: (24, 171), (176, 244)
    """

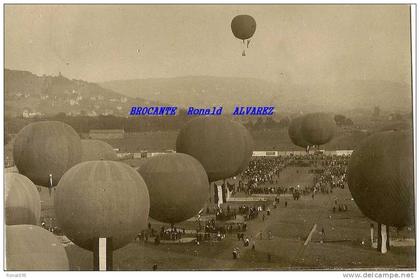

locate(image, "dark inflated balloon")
(81, 139), (118, 162)
(348, 130), (414, 227)
(138, 153), (208, 224)
(232, 121), (254, 175)
(13, 121), (82, 187)
(301, 113), (336, 145)
(288, 116), (311, 148)
(6, 225), (69, 270)
(176, 117), (249, 181)
(55, 161), (150, 251)
(5, 173), (41, 225)
(231, 15), (257, 40)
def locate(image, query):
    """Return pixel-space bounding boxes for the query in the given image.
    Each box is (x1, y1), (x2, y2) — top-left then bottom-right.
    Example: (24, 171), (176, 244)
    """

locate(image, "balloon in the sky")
(288, 116), (311, 149)
(301, 113), (336, 145)
(138, 153), (209, 224)
(231, 15), (257, 40)
(6, 225), (69, 270)
(13, 121), (82, 187)
(81, 139), (118, 162)
(348, 130), (414, 227)
(5, 173), (41, 226)
(55, 161), (150, 251)
(231, 15), (257, 56)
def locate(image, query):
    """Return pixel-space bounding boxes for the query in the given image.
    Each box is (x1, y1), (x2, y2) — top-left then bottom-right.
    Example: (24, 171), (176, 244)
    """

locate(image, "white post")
(217, 185), (223, 206)
(99, 238), (107, 271)
(381, 224), (387, 254)
(370, 225), (374, 248)
(93, 237), (112, 270)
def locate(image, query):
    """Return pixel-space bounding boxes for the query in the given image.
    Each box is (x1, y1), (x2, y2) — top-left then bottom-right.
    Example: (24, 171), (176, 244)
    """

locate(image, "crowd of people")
(312, 156), (349, 194)
(236, 154), (350, 199)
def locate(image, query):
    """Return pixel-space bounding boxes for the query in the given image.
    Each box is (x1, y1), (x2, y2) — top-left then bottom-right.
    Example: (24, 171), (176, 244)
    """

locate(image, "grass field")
(63, 166), (415, 271)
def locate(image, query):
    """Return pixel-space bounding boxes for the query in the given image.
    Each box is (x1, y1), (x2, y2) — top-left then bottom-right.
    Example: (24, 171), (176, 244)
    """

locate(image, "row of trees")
(5, 113), (354, 144)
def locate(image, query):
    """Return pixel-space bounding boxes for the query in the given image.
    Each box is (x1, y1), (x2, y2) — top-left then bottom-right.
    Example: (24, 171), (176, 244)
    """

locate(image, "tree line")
(5, 112), (354, 145)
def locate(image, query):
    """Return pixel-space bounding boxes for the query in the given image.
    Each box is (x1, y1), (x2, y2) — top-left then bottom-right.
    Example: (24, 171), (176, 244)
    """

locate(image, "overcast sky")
(5, 5), (412, 84)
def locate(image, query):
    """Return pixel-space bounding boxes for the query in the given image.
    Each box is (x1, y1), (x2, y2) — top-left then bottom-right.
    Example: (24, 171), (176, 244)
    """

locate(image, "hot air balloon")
(54, 160), (150, 251)
(231, 15), (257, 56)
(176, 117), (251, 182)
(6, 225), (69, 270)
(348, 130), (414, 228)
(5, 173), (41, 226)
(288, 116), (311, 149)
(13, 121), (82, 187)
(301, 113), (336, 146)
(232, 121), (254, 174)
(81, 139), (118, 162)
(138, 153), (209, 224)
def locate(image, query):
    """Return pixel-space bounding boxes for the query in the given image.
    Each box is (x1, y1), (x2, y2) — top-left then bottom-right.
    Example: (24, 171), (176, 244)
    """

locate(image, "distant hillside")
(6, 69), (411, 117)
(102, 76), (281, 111)
(101, 76), (412, 113)
(4, 69), (164, 117)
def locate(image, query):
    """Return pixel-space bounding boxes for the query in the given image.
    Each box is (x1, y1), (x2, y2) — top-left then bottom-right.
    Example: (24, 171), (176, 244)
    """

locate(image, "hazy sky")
(5, 5), (412, 84)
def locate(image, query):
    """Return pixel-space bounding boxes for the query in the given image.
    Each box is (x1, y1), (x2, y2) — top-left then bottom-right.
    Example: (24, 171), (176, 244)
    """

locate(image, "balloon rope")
(242, 40), (246, 56)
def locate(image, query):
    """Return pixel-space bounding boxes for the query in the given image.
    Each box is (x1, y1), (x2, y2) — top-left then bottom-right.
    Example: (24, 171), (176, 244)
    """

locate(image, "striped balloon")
(6, 225), (69, 270)
(232, 121), (254, 175)
(176, 117), (251, 182)
(81, 139), (118, 162)
(301, 113), (336, 145)
(54, 160), (150, 251)
(13, 121), (82, 187)
(138, 153), (209, 224)
(288, 116), (311, 149)
(5, 173), (41, 225)
(348, 130), (414, 227)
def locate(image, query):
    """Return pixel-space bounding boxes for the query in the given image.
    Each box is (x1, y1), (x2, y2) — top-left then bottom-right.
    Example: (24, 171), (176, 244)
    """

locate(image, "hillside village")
(5, 69), (158, 118)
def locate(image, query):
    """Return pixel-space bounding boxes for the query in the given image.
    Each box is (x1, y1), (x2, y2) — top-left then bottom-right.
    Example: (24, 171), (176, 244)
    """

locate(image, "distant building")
(22, 108), (31, 118)
(89, 129), (125, 139)
(87, 110), (98, 117)
(22, 108), (42, 118)
(66, 111), (80, 116)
